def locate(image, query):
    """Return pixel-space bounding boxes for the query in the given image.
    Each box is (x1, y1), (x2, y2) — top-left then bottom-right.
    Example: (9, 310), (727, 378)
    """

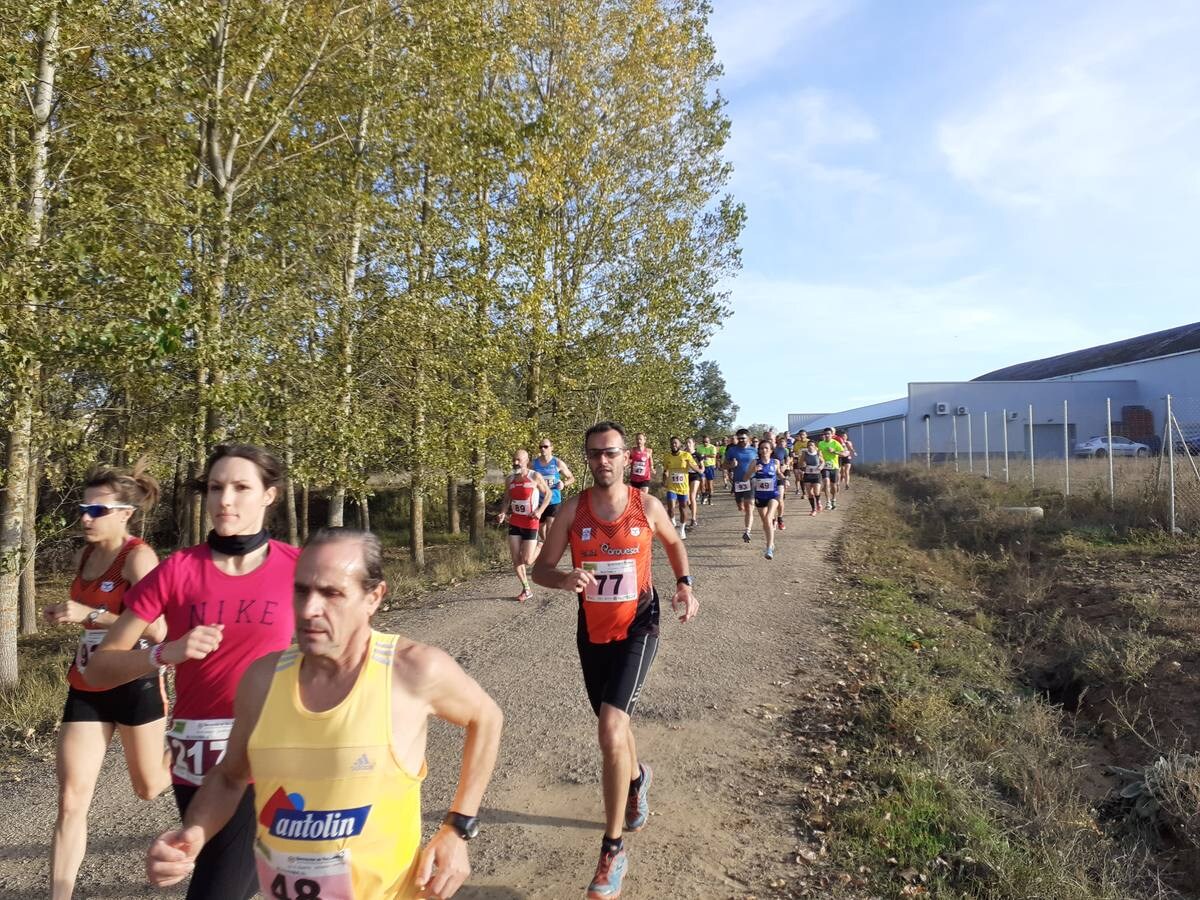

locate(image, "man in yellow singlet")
(146, 527), (503, 899)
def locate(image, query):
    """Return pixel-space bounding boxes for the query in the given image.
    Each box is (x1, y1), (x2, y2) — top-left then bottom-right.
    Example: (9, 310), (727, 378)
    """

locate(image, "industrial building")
(788, 322), (1200, 464)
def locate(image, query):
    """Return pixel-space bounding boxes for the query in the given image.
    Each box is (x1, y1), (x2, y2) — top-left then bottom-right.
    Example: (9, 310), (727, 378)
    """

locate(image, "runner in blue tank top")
(724, 429), (758, 545)
(532, 439), (576, 544)
(751, 441), (782, 560)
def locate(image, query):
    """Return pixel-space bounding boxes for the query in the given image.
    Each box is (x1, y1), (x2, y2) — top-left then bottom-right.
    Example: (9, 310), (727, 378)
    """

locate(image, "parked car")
(1074, 435), (1149, 458)
(1174, 426), (1200, 456)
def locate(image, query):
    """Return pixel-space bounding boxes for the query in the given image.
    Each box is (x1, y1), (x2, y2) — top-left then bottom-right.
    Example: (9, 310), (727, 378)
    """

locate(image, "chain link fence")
(902, 395), (1200, 533)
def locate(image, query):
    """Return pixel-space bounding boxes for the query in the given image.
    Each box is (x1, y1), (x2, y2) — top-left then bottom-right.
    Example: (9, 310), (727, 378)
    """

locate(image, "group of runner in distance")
(43, 421), (852, 900)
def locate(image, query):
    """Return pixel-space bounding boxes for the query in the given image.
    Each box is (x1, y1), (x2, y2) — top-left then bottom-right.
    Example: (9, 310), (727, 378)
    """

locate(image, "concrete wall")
(904, 380), (1140, 460)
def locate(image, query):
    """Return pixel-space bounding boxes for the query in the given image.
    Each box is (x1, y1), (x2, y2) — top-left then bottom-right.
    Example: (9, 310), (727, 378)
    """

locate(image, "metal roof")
(799, 397), (908, 433)
(974, 321), (1200, 381)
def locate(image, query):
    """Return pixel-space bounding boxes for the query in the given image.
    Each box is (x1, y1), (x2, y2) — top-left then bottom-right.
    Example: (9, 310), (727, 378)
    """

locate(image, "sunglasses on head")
(79, 503), (134, 518)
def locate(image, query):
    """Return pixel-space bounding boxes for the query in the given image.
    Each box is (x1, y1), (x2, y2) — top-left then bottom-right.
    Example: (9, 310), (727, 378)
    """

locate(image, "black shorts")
(542, 502), (560, 520)
(630, 479), (651, 489)
(173, 784), (258, 900)
(754, 496), (778, 509)
(688, 471), (702, 483)
(840, 457), (852, 467)
(821, 469), (838, 480)
(61, 677), (166, 727)
(508, 525), (539, 540)
(803, 475), (820, 484)
(577, 631), (660, 716)
(734, 489), (753, 504)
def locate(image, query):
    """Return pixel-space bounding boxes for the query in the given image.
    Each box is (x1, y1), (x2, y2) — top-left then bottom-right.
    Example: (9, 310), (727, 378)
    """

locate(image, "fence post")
(952, 415), (960, 473)
(1063, 399), (1070, 496)
(925, 416), (931, 469)
(967, 412), (974, 473)
(1029, 403), (1035, 487)
(1167, 394), (1176, 534)
(984, 411), (991, 478)
(1106, 397), (1114, 509)
(881, 420), (887, 464)
(1003, 408), (1010, 483)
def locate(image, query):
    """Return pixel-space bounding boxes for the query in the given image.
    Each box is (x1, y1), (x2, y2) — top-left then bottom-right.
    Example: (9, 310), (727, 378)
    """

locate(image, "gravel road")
(0, 489), (849, 899)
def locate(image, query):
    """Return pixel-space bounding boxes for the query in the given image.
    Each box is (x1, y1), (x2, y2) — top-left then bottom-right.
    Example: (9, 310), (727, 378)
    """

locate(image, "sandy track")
(0, 488), (849, 899)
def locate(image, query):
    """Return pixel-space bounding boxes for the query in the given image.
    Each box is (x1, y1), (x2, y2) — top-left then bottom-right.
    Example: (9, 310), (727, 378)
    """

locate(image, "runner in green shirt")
(817, 428), (845, 511)
(697, 436), (720, 506)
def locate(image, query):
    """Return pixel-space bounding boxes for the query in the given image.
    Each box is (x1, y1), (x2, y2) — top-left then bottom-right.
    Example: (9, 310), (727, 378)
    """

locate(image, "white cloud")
(938, 4), (1200, 211)
(708, 0), (852, 87)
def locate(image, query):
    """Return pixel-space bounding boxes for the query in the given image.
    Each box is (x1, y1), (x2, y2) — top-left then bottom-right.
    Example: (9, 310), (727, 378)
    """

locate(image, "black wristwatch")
(676, 575), (694, 587)
(443, 811), (480, 840)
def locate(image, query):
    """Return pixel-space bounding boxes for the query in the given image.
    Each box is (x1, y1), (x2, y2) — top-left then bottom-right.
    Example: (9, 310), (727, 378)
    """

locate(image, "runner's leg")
(117, 716), (171, 801)
(508, 533), (527, 596)
(598, 704), (634, 840)
(174, 784), (258, 900)
(50, 720), (113, 900)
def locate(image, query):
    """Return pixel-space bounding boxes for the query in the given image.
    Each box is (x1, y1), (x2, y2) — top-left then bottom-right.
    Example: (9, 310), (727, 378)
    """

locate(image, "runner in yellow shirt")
(146, 528), (503, 900)
(817, 428), (845, 511)
(661, 436), (700, 540)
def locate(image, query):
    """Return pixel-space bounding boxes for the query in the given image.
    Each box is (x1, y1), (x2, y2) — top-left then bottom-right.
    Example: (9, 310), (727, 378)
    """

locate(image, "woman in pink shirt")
(87, 444), (299, 900)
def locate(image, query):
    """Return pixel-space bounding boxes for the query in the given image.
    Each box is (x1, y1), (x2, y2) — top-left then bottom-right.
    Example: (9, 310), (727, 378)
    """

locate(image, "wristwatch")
(443, 811), (480, 840)
(676, 575), (694, 587)
(85, 606), (107, 625)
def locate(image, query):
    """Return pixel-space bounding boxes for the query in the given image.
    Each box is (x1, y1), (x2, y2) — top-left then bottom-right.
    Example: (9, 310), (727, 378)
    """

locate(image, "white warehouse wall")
(905, 380), (1140, 460)
(1048, 349), (1200, 427)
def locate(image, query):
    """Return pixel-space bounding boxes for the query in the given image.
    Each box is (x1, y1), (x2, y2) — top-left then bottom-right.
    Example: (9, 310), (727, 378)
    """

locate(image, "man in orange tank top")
(533, 421), (698, 900)
(146, 528), (503, 900)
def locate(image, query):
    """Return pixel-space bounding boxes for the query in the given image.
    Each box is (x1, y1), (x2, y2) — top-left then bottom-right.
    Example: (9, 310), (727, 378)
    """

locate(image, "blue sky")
(705, 0), (1200, 428)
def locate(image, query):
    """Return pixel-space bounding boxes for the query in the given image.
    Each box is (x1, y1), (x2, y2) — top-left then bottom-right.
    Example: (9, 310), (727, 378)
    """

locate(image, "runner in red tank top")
(628, 432), (653, 493)
(497, 448), (551, 603)
(533, 421), (698, 900)
(45, 462), (168, 900)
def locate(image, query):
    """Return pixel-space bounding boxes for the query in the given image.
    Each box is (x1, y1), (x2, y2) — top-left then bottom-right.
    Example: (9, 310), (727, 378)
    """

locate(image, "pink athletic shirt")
(125, 540), (299, 784)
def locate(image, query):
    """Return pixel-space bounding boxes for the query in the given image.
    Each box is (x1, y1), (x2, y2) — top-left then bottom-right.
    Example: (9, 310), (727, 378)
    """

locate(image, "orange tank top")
(568, 487), (658, 643)
(67, 537), (146, 691)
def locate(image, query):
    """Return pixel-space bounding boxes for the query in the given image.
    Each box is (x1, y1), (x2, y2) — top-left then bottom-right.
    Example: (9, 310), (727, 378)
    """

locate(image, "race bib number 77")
(582, 560), (638, 603)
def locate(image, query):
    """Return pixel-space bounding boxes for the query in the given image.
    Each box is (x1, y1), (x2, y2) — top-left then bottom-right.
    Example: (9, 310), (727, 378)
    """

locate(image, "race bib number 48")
(257, 846), (355, 900)
(582, 560), (638, 603)
(168, 718), (234, 785)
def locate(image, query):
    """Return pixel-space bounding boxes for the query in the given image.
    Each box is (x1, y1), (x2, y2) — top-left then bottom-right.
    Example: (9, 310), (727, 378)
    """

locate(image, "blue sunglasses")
(79, 503), (134, 518)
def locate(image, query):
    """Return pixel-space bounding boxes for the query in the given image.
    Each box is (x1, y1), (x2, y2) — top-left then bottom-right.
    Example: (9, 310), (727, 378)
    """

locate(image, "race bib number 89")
(582, 560), (638, 603)
(168, 718), (234, 785)
(510, 498), (531, 516)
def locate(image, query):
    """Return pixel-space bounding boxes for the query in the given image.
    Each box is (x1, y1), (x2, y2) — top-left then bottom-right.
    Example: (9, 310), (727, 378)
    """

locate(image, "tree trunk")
(409, 480), (424, 570)
(328, 487), (345, 526)
(0, 7), (58, 687)
(300, 484), (310, 542)
(18, 452), (40, 636)
(358, 495), (371, 532)
(470, 459), (487, 548)
(284, 434), (298, 545)
(447, 477), (460, 534)
(171, 451), (186, 547)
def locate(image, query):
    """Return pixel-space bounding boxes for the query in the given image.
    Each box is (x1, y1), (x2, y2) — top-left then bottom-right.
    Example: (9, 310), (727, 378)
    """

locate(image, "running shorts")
(630, 479), (651, 489)
(173, 784), (258, 900)
(734, 489), (753, 503)
(61, 678), (166, 727)
(577, 631), (660, 716)
(803, 474), (820, 484)
(821, 469), (838, 480)
(543, 502), (560, 520)
(704, 466), (717, 480)
(666, 490), (690, 502)
(687, 471), (702, 483)
(754, 497), (777, 509)
(508, 525), (539, 540)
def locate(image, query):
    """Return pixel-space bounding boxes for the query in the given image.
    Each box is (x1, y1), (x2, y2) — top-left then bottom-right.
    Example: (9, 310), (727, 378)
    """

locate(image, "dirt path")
(0, 490), (851, 899)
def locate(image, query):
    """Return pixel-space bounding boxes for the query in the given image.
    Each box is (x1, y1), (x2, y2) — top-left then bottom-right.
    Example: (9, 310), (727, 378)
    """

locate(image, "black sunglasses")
(79, 503), (134, 518)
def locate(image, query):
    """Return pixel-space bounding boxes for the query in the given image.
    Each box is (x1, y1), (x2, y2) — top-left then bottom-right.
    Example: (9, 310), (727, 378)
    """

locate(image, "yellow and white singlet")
(249, 631), (426, 900)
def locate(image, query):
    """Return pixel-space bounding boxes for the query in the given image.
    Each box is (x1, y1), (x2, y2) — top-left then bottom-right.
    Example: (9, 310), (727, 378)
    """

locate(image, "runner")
(497, 449), (551, 602)
(721, 436), (735, 490)
(817, 428), (845, 511)
(86, 444), (299, 900)
(660, 436), (699, 539)
(628, 433), (654, 494)
(696, 435), (719, 506)
(751, 439), (783, 559)
(771, 433), (791, 531)
(531, 421), (698, 900)
(724, 429), (758, 544)
(684, 438), (703, 527)
(791, 430), (809, 495)
(531, 438), (576, 544)
(837, 429), (856, 489)
(146, 527), (504, 900)
(47, 462), (169, 900)
(798, 439), (824, 516)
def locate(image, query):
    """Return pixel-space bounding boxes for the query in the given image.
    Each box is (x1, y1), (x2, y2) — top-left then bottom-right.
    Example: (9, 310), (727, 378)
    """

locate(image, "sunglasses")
(539, 445), (551, 449)
(79, 503), (134, 518)
(585, 447), (625, 460)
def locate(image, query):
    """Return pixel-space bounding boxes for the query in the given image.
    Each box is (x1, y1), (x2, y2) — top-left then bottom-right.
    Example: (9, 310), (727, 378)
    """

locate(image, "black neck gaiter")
(207, 528), (270, 557)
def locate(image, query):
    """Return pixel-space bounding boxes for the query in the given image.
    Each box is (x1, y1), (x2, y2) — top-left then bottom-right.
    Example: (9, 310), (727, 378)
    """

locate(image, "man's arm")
(407, 645), (503, 899)
(145, 654), (275, 887)
(643, 495), (698, 623)
(531, 496), (594, 595)
(497, 479), (511, 524)
(557, 460), (576, 489)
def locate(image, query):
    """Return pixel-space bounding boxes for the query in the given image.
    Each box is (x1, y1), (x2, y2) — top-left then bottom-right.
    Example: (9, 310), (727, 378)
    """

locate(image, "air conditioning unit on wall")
(934, 402), (948, 415)
(956, 406), (969, 415)
(1008, 411), (1019, 421)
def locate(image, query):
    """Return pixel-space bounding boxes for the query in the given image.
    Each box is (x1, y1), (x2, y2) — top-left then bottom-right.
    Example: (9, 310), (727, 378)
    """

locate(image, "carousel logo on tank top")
(581, 527), (592, 541)
(259, 787), (371, 840)
(100, 581), (115, 593)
